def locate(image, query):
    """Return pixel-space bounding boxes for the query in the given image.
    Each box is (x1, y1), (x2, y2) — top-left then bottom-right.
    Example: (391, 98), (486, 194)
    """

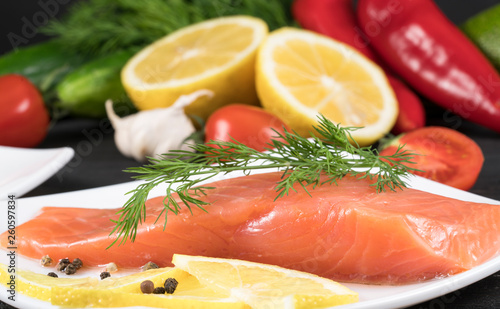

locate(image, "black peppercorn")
(100, 271), (111, 280)
(153, 287), (166, 294)
(60, 258), (70, 264)
(56, 258), (70, 272)
(164, 278), (178, 294)
(47, 272), (58, 278)
(64, 263), (77, 275)
(140, 280), (155, 294)
(72, 258), (83, 269)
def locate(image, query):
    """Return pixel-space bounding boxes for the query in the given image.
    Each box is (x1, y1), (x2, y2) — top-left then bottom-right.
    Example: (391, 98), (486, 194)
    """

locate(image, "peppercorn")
(100, 271), (111, 280)
(140, 280), (155, 294)
(47, 272), (58, 278)
(153, 287), (166, 294)
(40, 255), (53, 267)
(72, 258), (83, 269)
(56, 258), (70, 272)
(65, 263), (77, 275)
(164, 278), (178, 294)
(141, 261), (159, 271)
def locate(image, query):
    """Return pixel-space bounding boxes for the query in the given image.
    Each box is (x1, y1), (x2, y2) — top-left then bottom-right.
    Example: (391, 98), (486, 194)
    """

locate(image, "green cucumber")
(462, 4), (500, 71)
(55, 49), (136, 118)
(0, 40), (87, 95)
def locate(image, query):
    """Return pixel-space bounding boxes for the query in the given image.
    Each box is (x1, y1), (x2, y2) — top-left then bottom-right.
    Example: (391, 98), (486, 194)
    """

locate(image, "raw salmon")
(3, 172), (500, 284)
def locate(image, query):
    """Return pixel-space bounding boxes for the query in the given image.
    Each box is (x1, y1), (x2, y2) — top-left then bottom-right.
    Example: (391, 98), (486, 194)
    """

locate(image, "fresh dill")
(42, 0), (297, 57)
(109, 115), (419, 247)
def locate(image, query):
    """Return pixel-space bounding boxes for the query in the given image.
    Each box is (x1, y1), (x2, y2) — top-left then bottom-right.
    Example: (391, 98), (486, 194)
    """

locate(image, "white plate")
(0, 146), (74, 199)
(0, 170), (499, 309)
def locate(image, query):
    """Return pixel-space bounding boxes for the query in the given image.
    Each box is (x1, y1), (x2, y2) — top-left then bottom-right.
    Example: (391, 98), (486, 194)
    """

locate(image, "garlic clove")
(106, 90), (214, 161)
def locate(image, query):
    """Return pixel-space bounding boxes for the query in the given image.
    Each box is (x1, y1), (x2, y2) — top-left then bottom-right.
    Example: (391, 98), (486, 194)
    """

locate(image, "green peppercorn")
(100, 271), (111, 280)
(141, 261), (159, 271)
(153, 287), (166, 294)
(164, 278), (178, 294)
(47, 272), (58, 278)
(40, 255), (53, 267)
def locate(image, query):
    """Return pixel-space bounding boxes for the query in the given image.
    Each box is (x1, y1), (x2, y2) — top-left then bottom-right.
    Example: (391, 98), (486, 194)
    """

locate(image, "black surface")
(1, 1), (500, 309)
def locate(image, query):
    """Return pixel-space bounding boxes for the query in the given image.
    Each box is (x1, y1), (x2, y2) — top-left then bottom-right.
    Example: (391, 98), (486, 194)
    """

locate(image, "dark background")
(1, 0), (500, 55)
(1, 1), (500, 309)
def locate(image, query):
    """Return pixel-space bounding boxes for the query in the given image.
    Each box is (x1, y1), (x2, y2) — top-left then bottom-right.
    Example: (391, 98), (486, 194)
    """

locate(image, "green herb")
(109, 115), (419, 247)
(42, 0), (296, 57)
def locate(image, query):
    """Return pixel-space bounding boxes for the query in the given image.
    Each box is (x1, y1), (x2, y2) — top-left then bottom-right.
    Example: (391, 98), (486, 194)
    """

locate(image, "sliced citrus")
(89, 266), (184, 293)
(2, 254), (358, 308)
(52, 288), (248, 309)
(121, 16), (269, 119)
(51, 267), (248, 308)
(0, 263), (247, 308)
(0, 263), (97, 302)
(172, 254), (359, 309)
(256, 27), (398, 145)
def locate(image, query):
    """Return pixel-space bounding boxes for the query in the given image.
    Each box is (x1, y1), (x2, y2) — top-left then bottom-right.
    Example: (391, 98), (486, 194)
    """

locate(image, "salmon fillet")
(3, 172), (500, 284)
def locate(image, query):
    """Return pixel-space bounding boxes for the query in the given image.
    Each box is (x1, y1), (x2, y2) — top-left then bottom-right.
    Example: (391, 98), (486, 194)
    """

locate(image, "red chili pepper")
(292, 0), (425, 134)
(356, 0), (500, 133)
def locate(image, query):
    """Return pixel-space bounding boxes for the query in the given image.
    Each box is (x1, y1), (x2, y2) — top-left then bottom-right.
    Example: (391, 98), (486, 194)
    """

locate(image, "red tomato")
(0, 74), (50, 148)
(379, 126), (484, 191)
(205, 104), (289, 152)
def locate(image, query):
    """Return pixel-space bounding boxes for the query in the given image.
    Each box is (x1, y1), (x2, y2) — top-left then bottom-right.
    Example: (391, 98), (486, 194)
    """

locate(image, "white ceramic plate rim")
(0, 146), (75, 199)
(0, 169), (498, 309)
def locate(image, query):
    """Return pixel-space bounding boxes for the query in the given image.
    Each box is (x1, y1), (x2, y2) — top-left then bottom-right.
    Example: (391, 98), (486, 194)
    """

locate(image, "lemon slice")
(256, 27), (398, 145)
(121, 16), (269, 119)
(172, 254), (358, 309)
(0, 263), (247, 308)
(0, 264), (98, 302)
(52, 287), (249, 309)
(51, 267), (245, 308)
(2, 254), (357, 309)
(88, 267), (184, 293)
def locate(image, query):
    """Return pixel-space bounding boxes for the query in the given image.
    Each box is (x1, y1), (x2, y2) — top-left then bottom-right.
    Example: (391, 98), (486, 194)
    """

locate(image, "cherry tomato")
(379, 126), (484, 191)
(205, 104), (289, 152)
(0, 74), (50, 148)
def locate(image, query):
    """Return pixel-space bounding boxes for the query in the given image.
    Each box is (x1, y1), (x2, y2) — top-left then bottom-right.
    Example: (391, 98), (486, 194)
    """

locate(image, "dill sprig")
(109, 115), (419, 247)
(42, 0), (297, 57)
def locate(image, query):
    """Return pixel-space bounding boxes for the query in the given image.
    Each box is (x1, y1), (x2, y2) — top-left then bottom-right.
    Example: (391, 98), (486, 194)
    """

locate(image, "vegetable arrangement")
(0, 0), (295, 146)
(0, 0), (495, 195)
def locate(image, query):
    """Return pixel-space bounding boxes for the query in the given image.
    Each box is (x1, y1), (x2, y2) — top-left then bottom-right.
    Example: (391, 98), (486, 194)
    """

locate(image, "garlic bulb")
(106, 90), (213, 162)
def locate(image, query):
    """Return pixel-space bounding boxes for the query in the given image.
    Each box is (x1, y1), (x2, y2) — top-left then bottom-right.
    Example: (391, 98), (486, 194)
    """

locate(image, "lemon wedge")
(173, 254), (358, 309)
(121, 16), (269, 119)
(256, 27), (398, 145)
